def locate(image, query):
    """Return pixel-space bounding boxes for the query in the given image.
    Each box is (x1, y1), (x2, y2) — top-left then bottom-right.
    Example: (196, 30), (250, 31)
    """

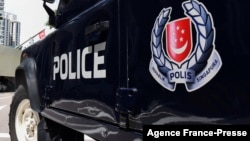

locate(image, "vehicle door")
(48, 0), (120, 125)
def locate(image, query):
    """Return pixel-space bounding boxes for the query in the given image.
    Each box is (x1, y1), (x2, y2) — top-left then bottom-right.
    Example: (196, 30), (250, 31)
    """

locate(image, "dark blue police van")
(9, 0), (250, 140)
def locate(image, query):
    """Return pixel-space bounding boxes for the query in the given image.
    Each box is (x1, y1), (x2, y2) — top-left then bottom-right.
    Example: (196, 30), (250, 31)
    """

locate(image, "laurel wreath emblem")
(151, 0), (215, 75)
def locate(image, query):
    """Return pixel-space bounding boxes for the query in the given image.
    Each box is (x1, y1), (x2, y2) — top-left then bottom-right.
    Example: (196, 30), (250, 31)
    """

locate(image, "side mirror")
(43, 0), (55, 3)
(43, 1), (56, 27)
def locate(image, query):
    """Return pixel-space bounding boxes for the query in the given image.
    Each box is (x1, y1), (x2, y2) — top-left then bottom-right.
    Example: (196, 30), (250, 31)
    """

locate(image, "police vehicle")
(9, 0), (250, 140)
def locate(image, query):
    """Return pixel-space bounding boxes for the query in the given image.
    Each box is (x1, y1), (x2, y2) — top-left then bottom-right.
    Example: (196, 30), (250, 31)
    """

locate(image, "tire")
(9, 85), (40, 141)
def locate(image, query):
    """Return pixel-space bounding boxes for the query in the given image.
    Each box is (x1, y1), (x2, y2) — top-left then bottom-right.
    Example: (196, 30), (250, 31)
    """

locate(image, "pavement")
(0, 92), (13, 141)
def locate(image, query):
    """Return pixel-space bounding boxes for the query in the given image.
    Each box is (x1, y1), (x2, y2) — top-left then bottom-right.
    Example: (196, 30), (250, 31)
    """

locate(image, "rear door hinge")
(116, 87), (138, 114)
(116, 87), (138, 128)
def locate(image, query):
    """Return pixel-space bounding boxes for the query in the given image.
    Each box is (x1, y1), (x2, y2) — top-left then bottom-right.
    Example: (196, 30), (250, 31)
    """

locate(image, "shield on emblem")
(166, 18), (192, 63)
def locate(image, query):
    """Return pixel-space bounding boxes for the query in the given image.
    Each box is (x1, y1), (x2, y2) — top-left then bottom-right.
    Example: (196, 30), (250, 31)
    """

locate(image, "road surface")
(0, 92), (12, 141)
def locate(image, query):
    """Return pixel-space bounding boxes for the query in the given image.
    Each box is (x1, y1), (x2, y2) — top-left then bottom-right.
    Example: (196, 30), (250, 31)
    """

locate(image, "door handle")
(85, 21), (109, 35)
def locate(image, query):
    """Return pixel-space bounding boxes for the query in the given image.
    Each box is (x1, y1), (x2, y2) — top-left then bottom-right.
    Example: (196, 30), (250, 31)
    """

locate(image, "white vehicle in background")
(0, 45), (21, 92)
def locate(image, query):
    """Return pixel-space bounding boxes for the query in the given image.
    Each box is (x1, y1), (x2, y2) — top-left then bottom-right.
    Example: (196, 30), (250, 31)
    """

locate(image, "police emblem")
(149, 0), (222, 92)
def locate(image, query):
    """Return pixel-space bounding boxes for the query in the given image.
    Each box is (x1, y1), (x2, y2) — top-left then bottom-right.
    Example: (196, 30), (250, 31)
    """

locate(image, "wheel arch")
(15, 57), (42, 112)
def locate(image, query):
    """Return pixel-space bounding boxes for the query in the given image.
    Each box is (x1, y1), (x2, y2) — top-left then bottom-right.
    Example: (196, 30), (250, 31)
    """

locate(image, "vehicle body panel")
(17, 0), (250, 140)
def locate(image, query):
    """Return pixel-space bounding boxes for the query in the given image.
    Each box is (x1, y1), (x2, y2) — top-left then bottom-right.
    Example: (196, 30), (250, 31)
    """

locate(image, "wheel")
(9, 85), (40, 141)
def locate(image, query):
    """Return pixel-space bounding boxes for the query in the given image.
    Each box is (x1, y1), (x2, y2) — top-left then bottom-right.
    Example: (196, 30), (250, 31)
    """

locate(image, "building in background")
(0, 0), (4, 19)
(0, 0), (21, 47)
(0, 12), (21, 47)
